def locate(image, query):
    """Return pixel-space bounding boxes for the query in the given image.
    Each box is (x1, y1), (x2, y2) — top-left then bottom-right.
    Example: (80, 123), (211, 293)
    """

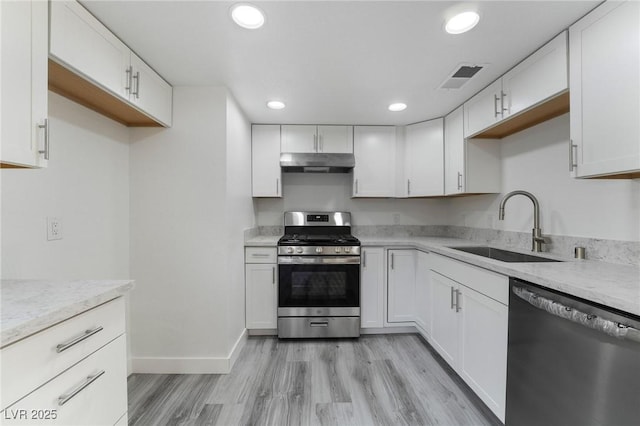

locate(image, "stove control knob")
(316, 247), (323, 253)
(296, 247), (303, 253)
(286, 247), (293, 254)
(344, 247), (351, 253)
(335, 247), (341, 253)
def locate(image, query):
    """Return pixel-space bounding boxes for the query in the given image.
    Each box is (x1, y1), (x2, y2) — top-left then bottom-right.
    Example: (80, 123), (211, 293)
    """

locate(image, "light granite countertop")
(245, 235), (640, 317)
(245, 235), (280, 246)
(1, 279), (134, 348)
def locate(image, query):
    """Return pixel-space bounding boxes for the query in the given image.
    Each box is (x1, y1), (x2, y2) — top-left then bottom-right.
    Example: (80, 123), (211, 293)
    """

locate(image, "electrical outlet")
(47, 217), (62, 241)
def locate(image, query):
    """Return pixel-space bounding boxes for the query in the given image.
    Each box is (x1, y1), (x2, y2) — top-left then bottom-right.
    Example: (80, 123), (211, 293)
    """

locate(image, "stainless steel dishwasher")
(506, 278), (640, 426)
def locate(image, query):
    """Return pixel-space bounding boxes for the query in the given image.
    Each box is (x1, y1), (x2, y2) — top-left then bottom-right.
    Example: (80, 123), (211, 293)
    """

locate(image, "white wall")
(255, 173), (450, 227)
(1, 92), (130, 279)
(129, 86), (252, 373)
(448, 114), (640, 242)
(224, 94), (254, 354)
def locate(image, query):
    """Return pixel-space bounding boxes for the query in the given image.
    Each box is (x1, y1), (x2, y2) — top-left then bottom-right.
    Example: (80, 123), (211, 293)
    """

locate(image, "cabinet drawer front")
(1, 298), (125, 410)
(3, 335), (127, 425)
(430, 253), (508, 305)
(245, 247), (277, 263)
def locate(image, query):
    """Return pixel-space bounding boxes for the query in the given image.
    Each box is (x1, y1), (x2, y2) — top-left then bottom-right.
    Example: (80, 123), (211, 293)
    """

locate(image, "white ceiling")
(80, 0), (599, 126)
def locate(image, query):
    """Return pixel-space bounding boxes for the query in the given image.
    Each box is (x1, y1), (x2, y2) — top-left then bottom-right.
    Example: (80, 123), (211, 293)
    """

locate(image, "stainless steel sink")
(449, 246), (562, 263)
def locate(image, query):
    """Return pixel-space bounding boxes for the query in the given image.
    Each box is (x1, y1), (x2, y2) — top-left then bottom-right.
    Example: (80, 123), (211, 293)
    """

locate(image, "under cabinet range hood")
(280, 153), (355, 173)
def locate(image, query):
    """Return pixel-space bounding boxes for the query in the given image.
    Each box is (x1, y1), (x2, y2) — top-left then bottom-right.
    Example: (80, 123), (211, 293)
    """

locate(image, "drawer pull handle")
(251, 253), (270, 257)
(310, 321), (329, 327)
(56, 326), (104, 353)
(58, 370), (105, 406)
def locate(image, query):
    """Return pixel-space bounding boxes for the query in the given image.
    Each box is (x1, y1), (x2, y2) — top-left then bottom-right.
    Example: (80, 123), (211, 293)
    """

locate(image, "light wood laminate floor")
(128, 334), (500, 426)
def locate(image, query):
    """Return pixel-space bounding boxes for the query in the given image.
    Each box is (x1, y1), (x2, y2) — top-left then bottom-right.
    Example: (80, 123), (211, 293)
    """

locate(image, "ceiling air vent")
(439, 64), (485, 90)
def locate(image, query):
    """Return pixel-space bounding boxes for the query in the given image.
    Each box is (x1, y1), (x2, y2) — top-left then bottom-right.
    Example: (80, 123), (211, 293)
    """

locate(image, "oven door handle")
(278, 256), (361, 265)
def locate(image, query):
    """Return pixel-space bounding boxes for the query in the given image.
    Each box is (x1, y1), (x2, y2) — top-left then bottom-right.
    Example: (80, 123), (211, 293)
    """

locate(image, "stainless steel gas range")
(277, 211), (361, 338)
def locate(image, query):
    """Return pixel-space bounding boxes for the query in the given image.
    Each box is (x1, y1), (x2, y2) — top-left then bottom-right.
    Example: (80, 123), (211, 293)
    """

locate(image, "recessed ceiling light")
(388, 103), (407, 112)
(445, 11), (480, 34)
(231, 4), (265, 29)
(267, 100), (285, 110)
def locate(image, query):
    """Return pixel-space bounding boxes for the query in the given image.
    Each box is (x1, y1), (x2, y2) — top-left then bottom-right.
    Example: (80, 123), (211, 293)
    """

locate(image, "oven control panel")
(278, 246), (360, 256)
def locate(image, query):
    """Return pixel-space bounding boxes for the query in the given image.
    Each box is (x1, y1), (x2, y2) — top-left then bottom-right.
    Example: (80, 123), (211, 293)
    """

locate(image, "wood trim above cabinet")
(48, 59), (163, 127)
(472, 91), (569, 139)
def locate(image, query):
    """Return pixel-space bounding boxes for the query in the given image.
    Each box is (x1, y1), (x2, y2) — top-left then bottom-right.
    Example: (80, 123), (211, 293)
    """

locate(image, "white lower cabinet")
(360, 247), (385, 328)
(245, 247), (278, 329)
(429, 253), (508, 422)
(387, 249), (415, 323)
(3, 335), (127, 425)
(413, 251), (432, 334)
(0, 298), (128, 425)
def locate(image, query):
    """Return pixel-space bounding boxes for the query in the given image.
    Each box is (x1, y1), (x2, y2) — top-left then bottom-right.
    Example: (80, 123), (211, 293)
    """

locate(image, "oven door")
(278, 256), (360, 317)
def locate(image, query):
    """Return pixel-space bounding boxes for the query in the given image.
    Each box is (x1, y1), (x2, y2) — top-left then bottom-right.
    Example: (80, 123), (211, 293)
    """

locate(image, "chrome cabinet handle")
(58, 370), (105, 406)
(272, 266), (275, 284)
(457, 172), (463, 190)
(251, 253), (270, 257)
(362, 251), (367, 268)
(355, 179), (358, 195)
(451, 287), (455, 310)
(276, 178), (279, 196)
(390, 253), (395, 270)
(125, 66), (133, 93)
(407, 179), (411, 196)
(569, 140), (578, 172)
(310, 321), (329, 327)
(455, 289), (462, 312)
(313, 134), (318, 152)
(501, 91), (508, 115)
(494, 94), (500, 118)
(132, 71), (140, 99)
(37, 118), (49, 160)
(56, 326), (104, 353)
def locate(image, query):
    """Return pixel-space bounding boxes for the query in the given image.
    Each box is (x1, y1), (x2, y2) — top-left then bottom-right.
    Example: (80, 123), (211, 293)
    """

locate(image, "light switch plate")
(47, 217), (62, 241)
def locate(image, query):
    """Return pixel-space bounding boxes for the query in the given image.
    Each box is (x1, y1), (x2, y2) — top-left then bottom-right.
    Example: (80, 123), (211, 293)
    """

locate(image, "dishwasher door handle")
(513, 286), (640, 343)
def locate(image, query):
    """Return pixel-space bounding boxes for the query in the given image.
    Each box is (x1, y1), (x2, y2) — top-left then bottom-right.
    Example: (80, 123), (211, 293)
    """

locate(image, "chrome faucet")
(498, 190), (546, 252)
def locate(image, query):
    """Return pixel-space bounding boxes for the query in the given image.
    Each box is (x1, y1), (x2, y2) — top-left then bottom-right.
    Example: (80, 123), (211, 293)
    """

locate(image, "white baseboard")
(132, 329), (248, 374)
(360, 326), (417, 335)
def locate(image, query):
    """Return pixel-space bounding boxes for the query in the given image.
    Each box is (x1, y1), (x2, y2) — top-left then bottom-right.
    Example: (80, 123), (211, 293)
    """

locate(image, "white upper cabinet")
(353, 126), (396, 197)
(50, 0), (130, 99)
(281, 125), (317, 153)
(464, 32), (568, 139)
(464, 80), (503, 138)
(404, 119), (444, 197)
(49, 0), (173, 127)
(444, 106), (501, 195)
(129, 53), (173, 127)
(502, 32), (567, 118)
(570, 0), (640, 178)
(1, 0), (49, 168)
(281, 125), (353, 153)
(252, 125), (282, 197)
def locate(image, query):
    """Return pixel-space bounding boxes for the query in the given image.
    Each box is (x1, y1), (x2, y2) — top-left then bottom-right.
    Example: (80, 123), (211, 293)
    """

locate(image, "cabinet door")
(129, 53), (173, 126)
(353, 126), (396, 197)
(0, 0), (48, 168)
(3, 335), (127, 426)
(387, 250), (415, 323)
(444, 106), (465, 195)
(414, 251), (431, 334)
(360, 247), (384, 329)
(503, 32), (568, 118)
(429, 271), (459, 366)
(252, 125), (282, 197)
(405, 119), (444, 197)
(458, 286), (508, 422)
(245, 264), (278, 329)
(281, 125), (317, 153)
(570, 0), (640, 177)
(50, 0), (130, 100)
(464, 80), (502, 138)
(317, 125), (353, 153)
